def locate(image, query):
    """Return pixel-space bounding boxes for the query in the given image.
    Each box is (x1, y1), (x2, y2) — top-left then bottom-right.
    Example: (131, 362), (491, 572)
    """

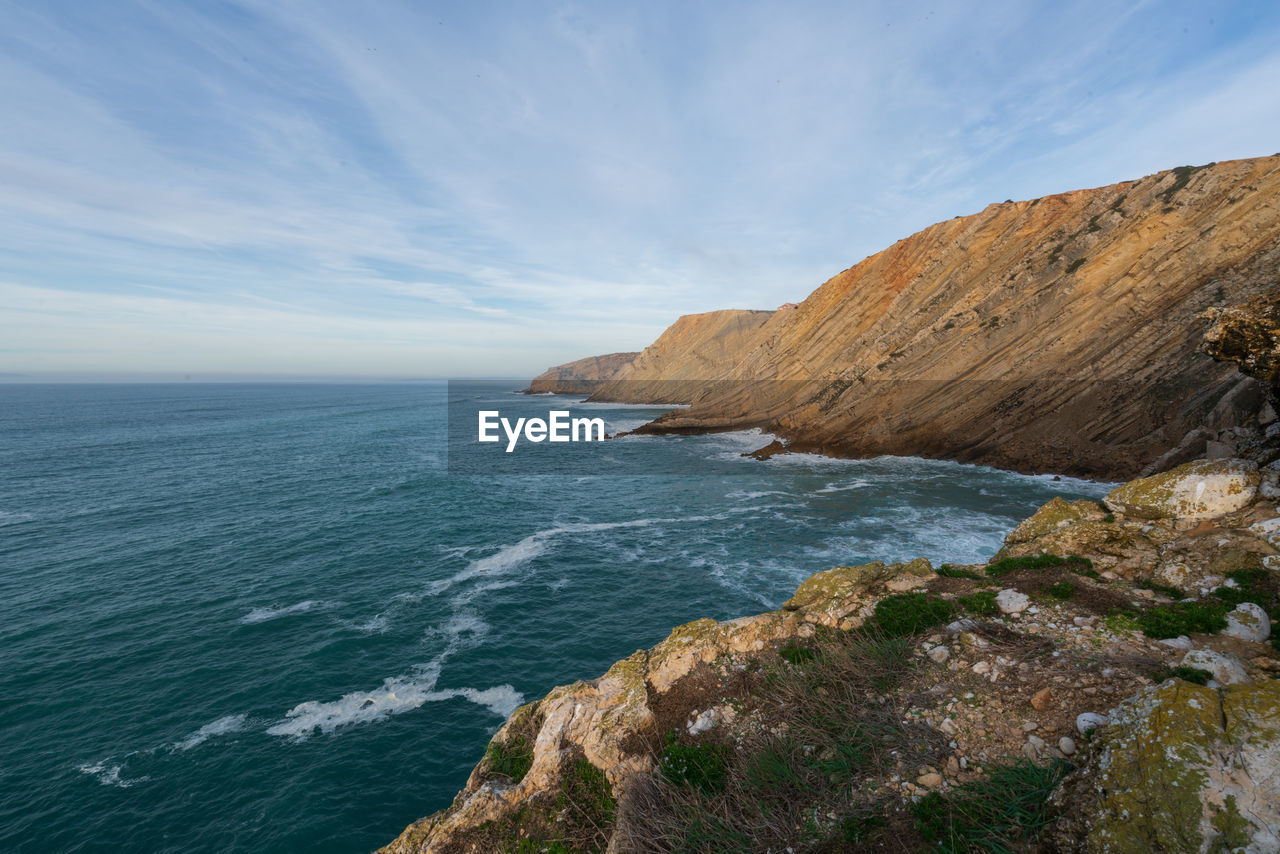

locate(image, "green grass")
(1102, 513), (1115, 523)
(1154, 666), (1213, 686)
(779, 641), (817, 665)
(1086, 214), (1102, 233)
(871, 593), (955, 637)
(1137, 580), (1185, 599)
(1045, 581), (1074, 600)
(937, 564), (982, 580)
(659, 732), (730, 794)
(910, 760), (1073, 852)
(1211, 567), (1280, 621)
(984, 553), (1092, 577)
(1135, 600), (1229, 639)
(958, 590), (998, 615)
(485, 733), (535, 784)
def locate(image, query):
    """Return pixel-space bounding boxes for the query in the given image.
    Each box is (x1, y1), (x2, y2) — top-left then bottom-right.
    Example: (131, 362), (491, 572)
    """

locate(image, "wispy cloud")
(1, 0), (1277, 377)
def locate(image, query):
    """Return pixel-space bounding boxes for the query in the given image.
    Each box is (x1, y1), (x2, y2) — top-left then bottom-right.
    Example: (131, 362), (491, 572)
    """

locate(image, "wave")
(430, 518), (667, 598)
(78, 761), (149, 788)
(173, 714), (248, 751)
(815, 480), (871, 493)
(265, 664), (521, 740)
(0, 509), (35, 525)
(239, 600), (333, 624)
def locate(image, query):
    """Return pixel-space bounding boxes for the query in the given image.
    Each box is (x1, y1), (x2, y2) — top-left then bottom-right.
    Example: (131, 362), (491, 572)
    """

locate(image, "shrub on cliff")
(871, 593), (955, 636)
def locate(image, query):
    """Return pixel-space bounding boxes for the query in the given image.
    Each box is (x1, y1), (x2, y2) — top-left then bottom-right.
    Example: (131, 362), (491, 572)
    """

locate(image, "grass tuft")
(910, 760), (1073, 852)
(1135, 600), (1228, 639)
(871, 593), (955, 637)
(985, 553), (1092, 577)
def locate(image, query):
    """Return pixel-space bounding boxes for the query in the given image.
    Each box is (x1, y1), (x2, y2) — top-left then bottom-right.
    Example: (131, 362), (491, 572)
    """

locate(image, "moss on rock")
(1104, 459), (1259, 522)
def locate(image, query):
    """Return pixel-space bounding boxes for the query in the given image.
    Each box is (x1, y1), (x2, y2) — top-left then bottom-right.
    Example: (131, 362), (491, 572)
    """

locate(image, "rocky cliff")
(587, 309), (777, 404)
(382, 458), (1280, 853)
(525, 352), (640, 395)
(536, 156), (1280, 478)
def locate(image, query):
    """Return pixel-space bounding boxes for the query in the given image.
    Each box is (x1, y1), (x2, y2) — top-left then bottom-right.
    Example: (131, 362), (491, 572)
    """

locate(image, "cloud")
(0, 0), (1278, 376)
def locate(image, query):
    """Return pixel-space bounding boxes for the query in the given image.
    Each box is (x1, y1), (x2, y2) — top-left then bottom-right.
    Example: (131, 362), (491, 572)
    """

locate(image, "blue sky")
(2, 1), (1279, 379)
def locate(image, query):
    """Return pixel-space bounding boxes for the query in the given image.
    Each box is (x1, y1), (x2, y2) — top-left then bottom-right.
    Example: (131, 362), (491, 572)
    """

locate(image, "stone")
(1182, 649), (1250, 686)
(1076, 712), (1109, 734)
(1152, 560), (1192, 590)
(927, 646), (950, 664)
(971, 661), (991, 675)
(916, 772), (943, 788)
(937, 718), (958, 736)
(995, 588), (1030, 615)
(1058, 736), (1076, 755)
(686, 708), (719, 736)
(1048, 680), (1280, 853)
(1224, 602), (1271, 643)
(1004, 497), (1103, 544)
(1159, 635), (1194, 650)
(1022, 721), (1039, 732)
(1103, 459), (1260, 522)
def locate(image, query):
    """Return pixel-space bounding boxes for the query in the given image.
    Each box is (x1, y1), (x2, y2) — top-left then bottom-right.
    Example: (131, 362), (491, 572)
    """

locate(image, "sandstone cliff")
(524, 352), (640, 395)
(536, 157), (1280, 478)
(587, 309), (776, 404)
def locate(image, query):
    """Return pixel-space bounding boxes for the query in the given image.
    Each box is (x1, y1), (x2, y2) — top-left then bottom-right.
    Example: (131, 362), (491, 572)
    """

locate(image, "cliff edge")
(534, 156), (1280, 478)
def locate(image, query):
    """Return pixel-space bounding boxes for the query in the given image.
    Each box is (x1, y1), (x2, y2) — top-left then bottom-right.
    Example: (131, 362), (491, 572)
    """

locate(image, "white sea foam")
(431, 518), (667, 597)
(78, 761), (148, 788)
(815, 480), (871, 493)
(239, 600), (331, 624)
(265, 664), (521, 740)
(173, 714), (248, 751)
(0, 510), (35, 525)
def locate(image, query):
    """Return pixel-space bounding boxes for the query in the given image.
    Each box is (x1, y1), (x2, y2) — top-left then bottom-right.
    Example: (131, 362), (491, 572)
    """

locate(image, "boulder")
(1104, 459), (1259, 522)
(995, 589), (1030, 615)
(1181, 649), (1250, 686)
(1223, 603), (1271, 643)
(1048, 679), (1280, 853)
(1004, 497), (1104, 544)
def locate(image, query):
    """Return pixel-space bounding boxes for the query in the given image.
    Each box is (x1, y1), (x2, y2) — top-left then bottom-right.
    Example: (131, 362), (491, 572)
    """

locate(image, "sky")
(2, 1), (1279, 380)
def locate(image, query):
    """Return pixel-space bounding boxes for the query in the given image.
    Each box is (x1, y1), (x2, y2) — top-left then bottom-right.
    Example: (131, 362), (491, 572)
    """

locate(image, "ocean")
(0, 382), (1109, 852)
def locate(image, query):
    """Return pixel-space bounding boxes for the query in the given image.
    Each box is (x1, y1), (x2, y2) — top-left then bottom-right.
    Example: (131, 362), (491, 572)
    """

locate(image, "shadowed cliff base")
(530, 156), (1280, 480)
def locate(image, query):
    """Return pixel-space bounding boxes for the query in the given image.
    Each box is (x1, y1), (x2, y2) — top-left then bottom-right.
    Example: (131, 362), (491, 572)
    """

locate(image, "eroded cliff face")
(524, 352), (640, 395)
(587, 310), (776, 404)
(534, 157), (1280, 478)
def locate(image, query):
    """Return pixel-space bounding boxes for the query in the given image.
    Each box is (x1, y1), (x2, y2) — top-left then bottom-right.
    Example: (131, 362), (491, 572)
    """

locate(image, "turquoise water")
(0, 382), (1108, 852)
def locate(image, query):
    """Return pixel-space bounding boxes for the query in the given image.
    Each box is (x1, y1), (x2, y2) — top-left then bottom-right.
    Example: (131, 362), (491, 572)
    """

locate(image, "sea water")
(0, 382), (1108, 852)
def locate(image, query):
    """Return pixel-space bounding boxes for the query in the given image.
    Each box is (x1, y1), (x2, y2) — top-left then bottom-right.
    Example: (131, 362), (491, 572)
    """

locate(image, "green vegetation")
(1135, 600), (1229, 639)
(984, 553), (1093, 577)
(1212, 567), (1280, 621)
(1064, 257), (1087, 274)
(778, 641), (817, 665)
(633, 630), (924, 852)
(1045, 581), (1075, 600)
(1102, 513), (1116, 523)
(959, 589), (999, 615)
(1110, 193), (1127, 212)
(1158, 163), (1214, 204)
(871, 593), (955, 637)
(1086, 214), (1102, 232)
(1154, 665), (1213, 686)
(937, 564), (982, 580)
(1137, 580), (1185, 600)
(659, 732), (730, 794)
(910, 760), (1073, 852)
(485, 733), (535, 784)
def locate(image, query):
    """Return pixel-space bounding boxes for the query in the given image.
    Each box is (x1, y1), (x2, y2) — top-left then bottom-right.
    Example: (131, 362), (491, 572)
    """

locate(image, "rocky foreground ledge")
(383, 459), (1280, 853)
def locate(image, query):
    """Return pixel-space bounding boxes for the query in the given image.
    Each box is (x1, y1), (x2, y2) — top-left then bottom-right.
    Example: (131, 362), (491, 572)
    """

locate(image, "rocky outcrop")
(524, 352), (639, 395)
(384, 458), (1280, 853)
(532, 157), (1280, 478)
(1103, 459), (1260, 522)
(1048, 679), (1280, 853)
(1204, 288), (1280, 387)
